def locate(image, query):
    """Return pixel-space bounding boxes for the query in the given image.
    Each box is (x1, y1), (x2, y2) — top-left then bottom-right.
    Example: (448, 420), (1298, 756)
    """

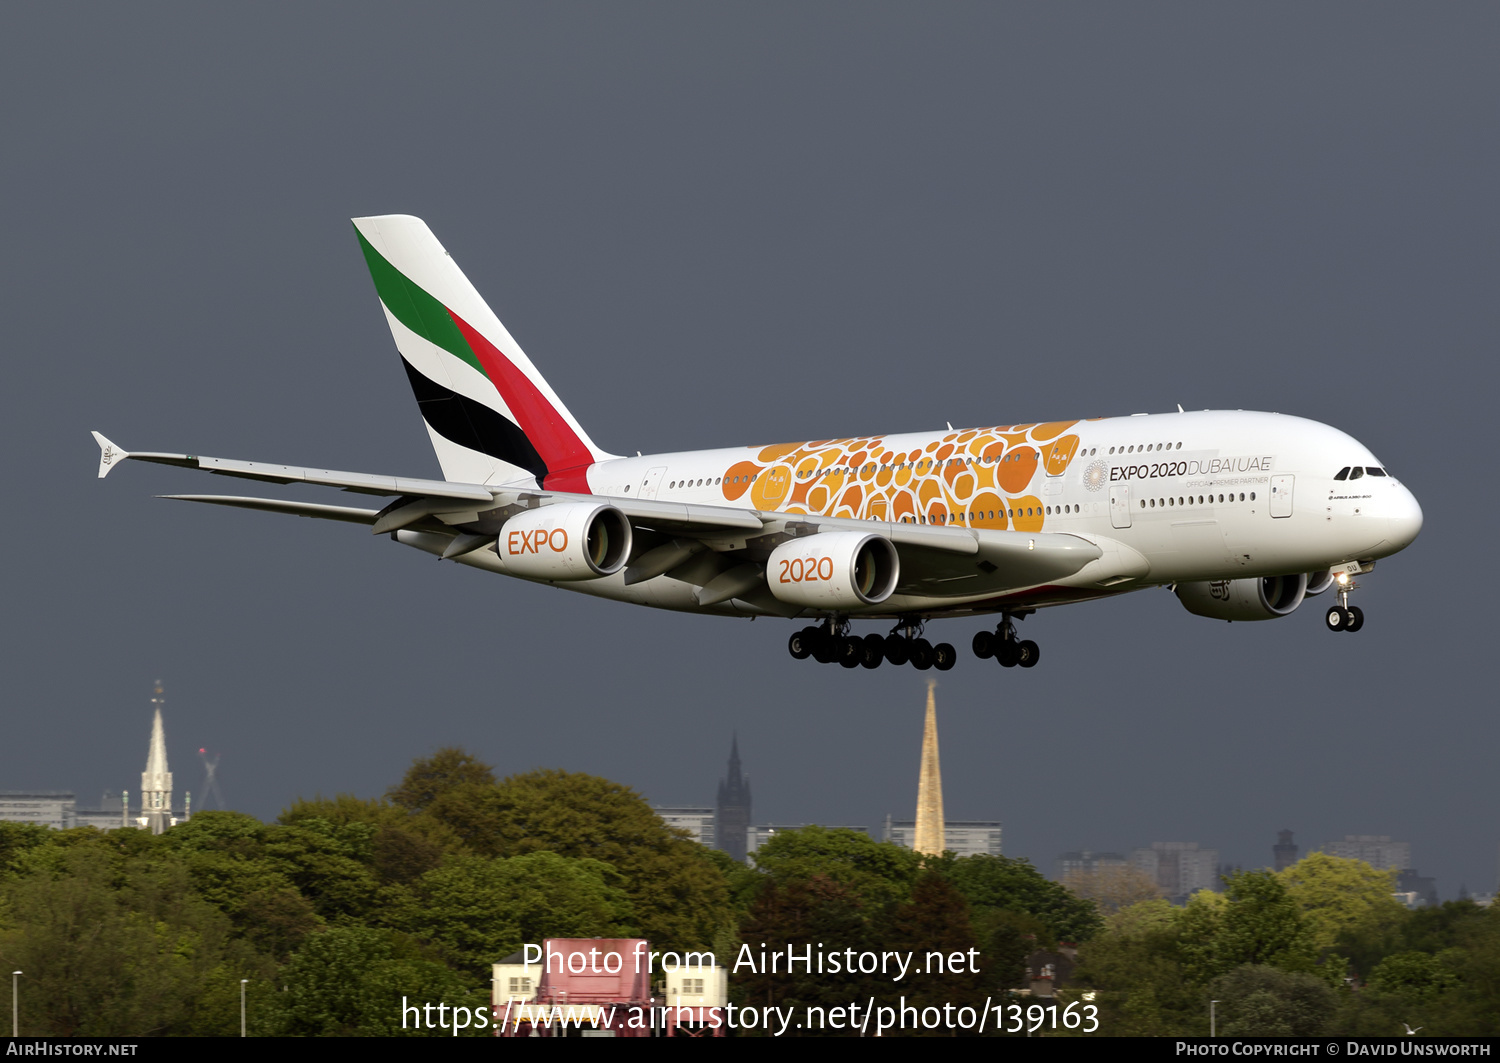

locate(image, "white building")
(1320, 835), (1411, 871)
(746, 824), (871, 856)
(0, 792), (76, 829)
(1055, 850), (1129, 880)
(654, 807), (716, 848)
(1131, 842), (1220, 901)
(884, 817), (1003, 857)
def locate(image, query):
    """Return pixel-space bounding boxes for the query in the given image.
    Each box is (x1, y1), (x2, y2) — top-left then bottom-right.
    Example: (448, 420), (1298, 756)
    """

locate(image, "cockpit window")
(1366, 466), (1387, 476)
(1334, 467), (1350, 480)
(1348, 467), (1364, 480)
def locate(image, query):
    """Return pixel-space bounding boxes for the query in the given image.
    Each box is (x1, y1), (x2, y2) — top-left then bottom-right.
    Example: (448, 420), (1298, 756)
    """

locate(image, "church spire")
(716, 732), (752, 863)
(913, 680), (945, 857)
(140, 680), (175, 834)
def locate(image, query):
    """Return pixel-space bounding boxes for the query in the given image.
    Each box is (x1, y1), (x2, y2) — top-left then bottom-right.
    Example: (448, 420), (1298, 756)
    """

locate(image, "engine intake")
(766, 532), (899, 610)
(495, 502), (632, 581)
(1175, 573), (1308, 621)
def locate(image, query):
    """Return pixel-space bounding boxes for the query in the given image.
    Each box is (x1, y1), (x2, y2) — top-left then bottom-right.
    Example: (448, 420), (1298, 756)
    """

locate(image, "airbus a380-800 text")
(92, 215), (1423, 671)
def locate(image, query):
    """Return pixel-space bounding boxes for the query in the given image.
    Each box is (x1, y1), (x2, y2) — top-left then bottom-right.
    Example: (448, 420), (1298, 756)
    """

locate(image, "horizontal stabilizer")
(161, 495), (382, 524)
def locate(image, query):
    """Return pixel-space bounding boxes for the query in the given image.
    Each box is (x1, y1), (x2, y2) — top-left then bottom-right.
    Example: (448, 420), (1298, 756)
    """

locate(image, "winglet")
(92, 431), (130, 479)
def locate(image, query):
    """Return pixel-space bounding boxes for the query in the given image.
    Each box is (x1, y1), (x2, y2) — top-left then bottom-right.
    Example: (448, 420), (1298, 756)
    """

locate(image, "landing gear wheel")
(1325, 606), (1347, 632)
(812, 631), (837, 663)
(910, 638), (935, 671)
(972, 630), (995, 659)
(1346, 606), (1364, 632)
(860, 635), (885, 669)
(837, 636), (863, 668)
(996, 639), (1020, 667)
(1016, 640), (1040, 668)
(884, 635), (910, 667)
(788, 630), (814, 660)
(933, 643), (957, 671)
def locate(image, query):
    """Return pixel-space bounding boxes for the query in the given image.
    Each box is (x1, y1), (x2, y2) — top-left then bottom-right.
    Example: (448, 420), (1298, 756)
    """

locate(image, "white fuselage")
(451, 410), (1421, 620)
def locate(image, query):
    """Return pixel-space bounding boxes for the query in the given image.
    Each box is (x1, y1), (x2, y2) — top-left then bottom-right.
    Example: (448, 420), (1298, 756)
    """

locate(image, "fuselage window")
(1249, 492), (1255, 500)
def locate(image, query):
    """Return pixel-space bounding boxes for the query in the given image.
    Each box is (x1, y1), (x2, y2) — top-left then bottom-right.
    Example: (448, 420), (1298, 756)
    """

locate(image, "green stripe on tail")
(355, 229), (484, 377)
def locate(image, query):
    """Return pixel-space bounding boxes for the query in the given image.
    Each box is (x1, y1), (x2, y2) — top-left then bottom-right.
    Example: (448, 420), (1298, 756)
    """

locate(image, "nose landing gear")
(1324, 573), (1366, 633)
(972, 612), (1040, 667)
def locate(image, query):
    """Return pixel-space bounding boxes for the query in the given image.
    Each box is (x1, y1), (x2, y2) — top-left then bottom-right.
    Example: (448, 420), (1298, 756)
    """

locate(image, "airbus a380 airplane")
(92, 216), (1422, 672)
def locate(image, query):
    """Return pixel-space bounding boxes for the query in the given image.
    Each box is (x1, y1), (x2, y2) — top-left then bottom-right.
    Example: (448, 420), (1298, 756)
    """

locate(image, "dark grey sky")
(3, 5), (1495, 894)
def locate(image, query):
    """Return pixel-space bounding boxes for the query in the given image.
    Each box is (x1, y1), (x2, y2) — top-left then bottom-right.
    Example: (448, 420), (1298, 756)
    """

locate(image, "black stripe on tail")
(401, 358), (547, 480)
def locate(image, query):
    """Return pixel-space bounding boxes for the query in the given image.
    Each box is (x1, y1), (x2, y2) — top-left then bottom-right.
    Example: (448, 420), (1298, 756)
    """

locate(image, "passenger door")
(1270, 475), (1294, 518)
(1109, 485), (1132, 529)
(637, 466), (667, 500)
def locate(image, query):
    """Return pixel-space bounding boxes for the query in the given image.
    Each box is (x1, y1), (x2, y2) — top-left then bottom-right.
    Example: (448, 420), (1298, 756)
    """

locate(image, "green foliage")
(1278, 852), (1406, 955)
(1209, 965), (1337, 1037)
(271, 927), (480, 1036)
(1368, 950), (1460, 1000)
(749, 826), (920, 911)
(941, 853), (1103, 945)
(387, 747), (495, 813)
(394, 852), (634, 978)
(1188, 871), (1324, 981)
(0, 821), (54, 873)
(734, 874), (876, 1026)
(425, 768), (731, 951)
(886, 874), (985, 1020)
(0, 838), (270, 1036)
(1072, 900), (1204, 1036)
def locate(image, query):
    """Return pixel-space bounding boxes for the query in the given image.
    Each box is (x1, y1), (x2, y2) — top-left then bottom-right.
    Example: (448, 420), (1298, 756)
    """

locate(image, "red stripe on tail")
(447, 310), (594, 493)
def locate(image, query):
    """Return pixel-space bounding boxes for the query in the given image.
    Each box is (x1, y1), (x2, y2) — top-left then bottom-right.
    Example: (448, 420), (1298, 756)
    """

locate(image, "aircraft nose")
(1384, 484), (1423, 550)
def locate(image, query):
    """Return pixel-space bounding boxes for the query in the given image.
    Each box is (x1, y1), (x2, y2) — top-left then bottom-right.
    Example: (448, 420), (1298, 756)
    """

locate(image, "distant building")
(655, 807), (716, 848)
(1274, 830), (1299, 871)
(1055, 850), (1128, 880)
(74, 792), (131, 831)
(1395, 869), (1438, 909)
(746, 824), (871, 856)
(494, 939), (725, 1038)
(1131, 842), (1221, 902)
(0, 792), (76, 830)
(886, 818), (1003, 857)
(715, 736), (751, 864)
(1321, 835), (1410, 871)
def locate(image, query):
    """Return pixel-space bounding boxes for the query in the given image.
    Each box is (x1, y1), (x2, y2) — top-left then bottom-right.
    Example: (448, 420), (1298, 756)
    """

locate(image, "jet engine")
(1304, 568), (1336, 596)
(1175, 574), (1309, 621)
(494, 502), (632, 581)
(766, 532), (899, 609)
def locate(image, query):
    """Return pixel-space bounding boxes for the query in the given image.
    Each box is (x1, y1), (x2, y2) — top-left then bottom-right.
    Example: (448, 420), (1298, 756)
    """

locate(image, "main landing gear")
(1324, 573), (1365, 633)
(787, 618), (956, 671)
(971, 612), (1040, 668)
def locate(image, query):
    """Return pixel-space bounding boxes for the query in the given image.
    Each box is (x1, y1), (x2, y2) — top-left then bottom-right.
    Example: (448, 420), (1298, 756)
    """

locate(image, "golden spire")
(913, 679), (945, 857)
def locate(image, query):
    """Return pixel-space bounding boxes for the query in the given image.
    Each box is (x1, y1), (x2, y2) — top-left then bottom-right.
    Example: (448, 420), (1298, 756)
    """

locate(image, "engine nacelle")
(1175, 574), (1309, 621)
(1304, 568), (1336, 596)
(494, 502), (632, 581)
(766, 532), (899, 609)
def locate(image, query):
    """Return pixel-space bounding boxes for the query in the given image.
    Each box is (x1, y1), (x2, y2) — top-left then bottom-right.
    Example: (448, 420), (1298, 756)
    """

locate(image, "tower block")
(913, 680), (946, 857)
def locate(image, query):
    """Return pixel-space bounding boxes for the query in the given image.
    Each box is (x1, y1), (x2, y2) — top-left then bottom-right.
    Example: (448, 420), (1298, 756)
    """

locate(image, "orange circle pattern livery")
(722, 422), (1081, 532)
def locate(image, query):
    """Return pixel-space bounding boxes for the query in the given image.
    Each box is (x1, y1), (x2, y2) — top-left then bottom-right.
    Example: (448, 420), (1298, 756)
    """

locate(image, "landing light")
(1337, 573), (1349, 586)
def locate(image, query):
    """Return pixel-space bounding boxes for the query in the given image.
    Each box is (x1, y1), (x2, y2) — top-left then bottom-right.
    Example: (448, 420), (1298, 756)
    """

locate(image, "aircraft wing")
(92, 431), (494, 503)
(95, 431), (1108, 600)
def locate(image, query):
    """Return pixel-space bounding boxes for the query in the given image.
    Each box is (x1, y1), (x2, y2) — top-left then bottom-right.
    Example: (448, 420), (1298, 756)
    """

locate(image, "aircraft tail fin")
(352, 215), (612, 491)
